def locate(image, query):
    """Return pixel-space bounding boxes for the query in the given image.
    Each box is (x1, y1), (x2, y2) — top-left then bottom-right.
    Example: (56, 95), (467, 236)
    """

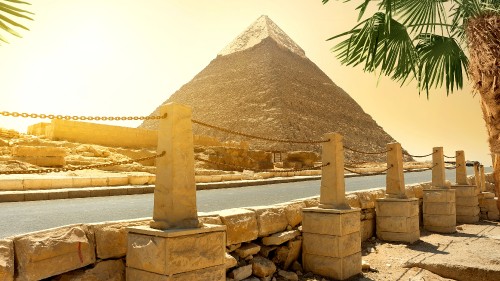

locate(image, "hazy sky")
(0, 1), (491, 164)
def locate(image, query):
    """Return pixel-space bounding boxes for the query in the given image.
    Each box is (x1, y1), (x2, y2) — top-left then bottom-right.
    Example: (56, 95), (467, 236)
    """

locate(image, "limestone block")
(91, 177), (108, 187)
(90, 188), (110, 197)
(453, 185), (476, 197)
(277, 270), (298, 281)
(14, 225), (96, 281)
(376, 215), (419, 233)
(198, 216), (223, 226)
(456, 215), (480, 224)
(345, 193), (361, 208)
(0, 239), (13, 281)
(47, 190), (69, 200)
(423, 213), (456, 228)
(423, 189), (456, 203)
(127, 227), (225, 276)
(279, 201), (305, 228)
(15, 156), (65, 167)
(225, 253), (237, 269)
(128, 174), (150, 185)
(482, 192), (495, 199)
(456, 196), (479, 207)
(51, 178), (74, 189)
(12, 146), (67, 157)
(0, 179), (23, 191)
(23, 178), (53, 190)
(424, 225), (456, 233)
(228, 264), (252, 281)
(251, 256), (276, 278)
(259, 245), (277, 258)
(108, 187), (129, 196)
(244, 206), (288, 237)
(262, 230), (300, 246)
(0, 192), (24, 202)
(68, 189), (91, 198)
(218, 208), (258, 246)
(423, 202), (456, 215)
(234, 243), (261, 259)
(72, 177), (92, 188)
(302, 232), (360, 258)
(283, 240), (302, 269)
(406, 184), (424, 199)
(127, 187), (143, 195)
(303, 251), (361, 280)
(355, 189), (385, 209)
(52, 259), (125, 281)
(24, 191), (49, 201)
(126, 265), (225, 281)
(488, 212), (500, 221)
(92, 219), (150, 259)
(360, 219), (374, 241)
(376, 230), (420, 244)
(300, 197), (319, 208)
(375, 198), (419, 217)
(483, 198), (498, 211)
(302, 208), (360, 236)
(456, 206), (480, 217)
(107, 176), (128, 186)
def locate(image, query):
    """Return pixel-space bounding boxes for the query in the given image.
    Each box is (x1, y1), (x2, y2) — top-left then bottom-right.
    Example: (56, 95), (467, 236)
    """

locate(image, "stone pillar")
(302, 132), (361, 280)
(451, 150), (479, 223)
(319, 132), (349, 209)
(375, 143), (419, 243)
(480, 165), (486, 193)
(126, 103), (226, 281)
(474, 162), (481, 194)
(423, 147), (456, 233)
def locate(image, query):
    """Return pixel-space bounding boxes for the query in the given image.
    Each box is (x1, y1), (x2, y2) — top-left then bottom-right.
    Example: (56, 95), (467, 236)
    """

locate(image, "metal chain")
(445, 166), (457, 170)
(344, 165), (393, 176)
(191, 119), (329, 144)
(0, 151), (166, 175)
(444, 155), (456, 159)
(195, 157), (329, 173)
(403, 150), (437, 158)
(402, 163), (438, 172)
(343, 145), (392, 155)
(0, 111), (167, 121)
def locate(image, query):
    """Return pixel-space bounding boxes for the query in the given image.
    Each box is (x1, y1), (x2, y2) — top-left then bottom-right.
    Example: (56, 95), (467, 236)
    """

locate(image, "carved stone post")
(452, 150), (479, 223)
(432, 147), (446, 188)
(385, 142), (406, 198)
(455, 150), (467, 185)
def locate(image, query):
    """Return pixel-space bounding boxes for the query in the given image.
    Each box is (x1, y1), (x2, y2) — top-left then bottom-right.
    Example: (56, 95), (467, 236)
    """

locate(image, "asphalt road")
(0, 167), (489, 238)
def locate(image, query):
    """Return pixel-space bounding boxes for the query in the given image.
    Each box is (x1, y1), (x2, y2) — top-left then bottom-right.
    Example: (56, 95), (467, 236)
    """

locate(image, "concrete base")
(423, 189), (456, 233)
(375, 198), (420, 243)
(302, 207), (361, 280)
(126, 224), (226, 281)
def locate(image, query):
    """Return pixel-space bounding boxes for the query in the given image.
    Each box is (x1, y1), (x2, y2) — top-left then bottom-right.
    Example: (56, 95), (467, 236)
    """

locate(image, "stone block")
(107, 176), (129, 186)
(423, 202), (456, 215)
(488, 212), (500, 221)
(251, 256), (276, 278)
(91, 176), (108, 187)
(0, 192), (24, 202)
(406, 184), (424, 199)
(303, 251), (361, 280)
(0, 179), (23, 191)
(127, 187), (144, 195)
(302, 231), (360, 258)
(262, 230), (300, 246)
(68, 189), (91, 198)
(300, 196), (319, 207)
(50, 178), (74, 189)
(225, 253), (237, 270)
(423, 214), (456, 228)
(0, 239), (13, 281)
(456, 215), (480, 224)
(218, 208), (258, 246)
(302, 208), (360, 236)
(245, 206), (288, 237)
(128, 174), (150, 185)
(423, 189), (455, 203)
(54, 259), (125, 281)
(228, 264), (252, 281)
(482, 192), (495, 199)
(108, 187), (129, 196)
(483, 198), (498, 210)
(92, 219), (150, 259)
(198, 214), (223, 226)
(345, 193), (361, 208)
(376, 230), (420, 244)
(355, 189), (384, 209)
(72, 177), (92, 188)
(453, 185), (476, 197)
(234, 243), (261, 259)
(24, 191), (49, 201)
(15, 156), (66, 167)
(11, 146), (67, 157)
(23, 178), (52, 190)
(424, 225), (456, 233)
(456, 196), (479, 207)
(456, 206), (480, 217)
(47, 190), (69, 200)
(376, 215), (419, 233)
(14, 225), (96, 281)
(126, 225), (225, 276)
(90, 188), (110, 197)
(375, 198), (419, 217)
(360, 219), (374, 241)
(280, 201), (305, 228)
(283, 240), (302, 269)
(126, 265), (225, 281)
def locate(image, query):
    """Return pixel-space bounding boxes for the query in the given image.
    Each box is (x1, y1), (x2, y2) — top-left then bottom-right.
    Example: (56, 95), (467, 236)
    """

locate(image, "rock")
(227, 243), (242, 252)
(51, 260), (125, 281)
(92, 219), (149, 259)
(241, 278), (260, 281)
(273, 240), (302, 269)
(225, 253), (238, 269)
(235, 243), (261, 259)
(244, 205), (288, 237)
(219, 208), (258, 245)
(0, 239), (13, 281)
(280, 202), (306, 228)
(251, 256), (276, 277)
(228, 264), (253, 281)
(14, 225), (96, 281)
(278, 270), (299, 281)
(362, 260), (370, 272)
(262, 230), (300, 246)
(291, 261), (303, 273)
(259, 245), (277, 257)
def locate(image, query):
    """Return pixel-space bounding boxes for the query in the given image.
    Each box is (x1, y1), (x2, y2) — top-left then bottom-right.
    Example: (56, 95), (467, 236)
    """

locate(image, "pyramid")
(141, 15), (401, 162)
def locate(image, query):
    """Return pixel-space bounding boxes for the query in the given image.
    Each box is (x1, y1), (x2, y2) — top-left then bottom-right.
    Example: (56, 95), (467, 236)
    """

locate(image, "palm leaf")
(0, 0), (32, 43)
(416, 34), (469, 96)
(394, 0), (448, 35)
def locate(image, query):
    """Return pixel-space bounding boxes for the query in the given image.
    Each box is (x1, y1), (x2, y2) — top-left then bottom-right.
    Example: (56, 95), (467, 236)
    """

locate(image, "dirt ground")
(298, 220), (500, 281)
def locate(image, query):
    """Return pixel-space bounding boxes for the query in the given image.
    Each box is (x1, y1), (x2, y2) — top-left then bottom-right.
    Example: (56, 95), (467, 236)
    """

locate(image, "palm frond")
(395, 0), (448, 35)
(0, 0), (32, 44)
(416, 34), (469, 97)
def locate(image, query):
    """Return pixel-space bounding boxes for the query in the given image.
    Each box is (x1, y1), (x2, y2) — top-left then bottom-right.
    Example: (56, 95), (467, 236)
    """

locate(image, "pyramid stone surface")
(141, 15), (399, 162)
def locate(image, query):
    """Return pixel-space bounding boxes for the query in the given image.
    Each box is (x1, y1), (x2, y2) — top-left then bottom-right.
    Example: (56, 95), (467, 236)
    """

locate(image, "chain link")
(0, 151), (166, 175)
(444, 155), (456, 159)
(195, 157), (329, 173)
(403, 150), (437, 158)
(344, 165), (393, 176)
(191, 119), (329, 144)
(343, 145), (392, 155)
(402, 163), (438, 172)
(0, 111), (167, 121)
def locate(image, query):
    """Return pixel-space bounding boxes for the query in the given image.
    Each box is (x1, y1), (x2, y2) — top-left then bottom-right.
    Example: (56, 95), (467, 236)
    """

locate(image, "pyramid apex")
(218, 15), (306, 58)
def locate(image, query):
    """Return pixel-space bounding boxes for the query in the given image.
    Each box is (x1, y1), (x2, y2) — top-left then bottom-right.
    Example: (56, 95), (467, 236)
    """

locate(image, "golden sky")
(0, 0), (491, 164)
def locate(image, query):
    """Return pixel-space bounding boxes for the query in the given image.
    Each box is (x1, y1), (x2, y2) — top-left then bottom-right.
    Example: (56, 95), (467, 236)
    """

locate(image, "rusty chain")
(191, 119), (329, 144)
(402, 163), (438, 172)
(344, 165), (393, 176)
(403, 150), (437, 158)
(343, 145), (392, 155)
(0, 151), (166, 175)
(0, 111), (167, 121)
(195, 157), (329, 173)
(444, 155), (456, 159)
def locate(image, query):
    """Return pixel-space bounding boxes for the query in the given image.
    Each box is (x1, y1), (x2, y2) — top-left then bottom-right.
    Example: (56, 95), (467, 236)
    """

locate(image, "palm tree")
(323, 0), (499, 202)
(0, 0), (33, 44)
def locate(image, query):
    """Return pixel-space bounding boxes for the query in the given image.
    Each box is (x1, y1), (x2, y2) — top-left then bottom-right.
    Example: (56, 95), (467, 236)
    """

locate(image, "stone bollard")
(126, 103), (226, 281)
(422, 147), (456, 233)
(375, 143), (419, 243)
(452, 151), (479, 223)
(478, 164), (499, 220)
(302, 133), (361, 280)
